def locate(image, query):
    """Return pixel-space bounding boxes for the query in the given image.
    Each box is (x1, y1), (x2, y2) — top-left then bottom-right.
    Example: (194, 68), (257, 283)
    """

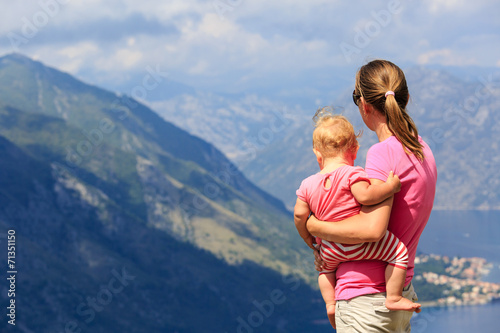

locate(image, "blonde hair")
(312, 107), (360, 159)
(355, 59), (424, 160)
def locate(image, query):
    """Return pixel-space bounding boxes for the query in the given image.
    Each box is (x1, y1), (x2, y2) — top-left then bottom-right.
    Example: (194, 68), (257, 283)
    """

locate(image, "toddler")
(294, 109), (421, 328)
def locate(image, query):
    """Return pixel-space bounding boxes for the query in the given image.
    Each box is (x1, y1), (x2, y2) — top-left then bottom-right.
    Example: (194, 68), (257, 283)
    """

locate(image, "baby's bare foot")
(386, 296), (421, 312)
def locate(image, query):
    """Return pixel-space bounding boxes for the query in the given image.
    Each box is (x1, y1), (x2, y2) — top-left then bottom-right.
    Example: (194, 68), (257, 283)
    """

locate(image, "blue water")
(411, 210), (500, 333)
(411, 301), (500, 333)
(313, 210), (500, 332)
(418, 210), (500, 264)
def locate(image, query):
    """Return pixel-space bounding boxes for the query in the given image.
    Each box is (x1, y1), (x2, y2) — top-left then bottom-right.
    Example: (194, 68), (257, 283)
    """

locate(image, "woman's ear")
(361, 98), (373, 114)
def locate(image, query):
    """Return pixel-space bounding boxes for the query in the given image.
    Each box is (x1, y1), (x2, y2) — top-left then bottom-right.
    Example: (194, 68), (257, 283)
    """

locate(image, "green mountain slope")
(0, 134), (323, 332)
(0, 53), (312, 279)
(0, 54), (324, 331)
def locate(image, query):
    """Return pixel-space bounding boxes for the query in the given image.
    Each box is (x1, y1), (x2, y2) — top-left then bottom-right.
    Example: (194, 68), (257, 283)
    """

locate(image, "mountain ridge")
(0, 132), (322, 331)
(155, 65), (500, 210)
(0, 53), (325, 331)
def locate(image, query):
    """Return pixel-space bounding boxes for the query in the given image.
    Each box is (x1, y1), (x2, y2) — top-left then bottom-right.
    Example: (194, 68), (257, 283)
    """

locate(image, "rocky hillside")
(156, 66), (500, 210)
(0, 54), (325, 332)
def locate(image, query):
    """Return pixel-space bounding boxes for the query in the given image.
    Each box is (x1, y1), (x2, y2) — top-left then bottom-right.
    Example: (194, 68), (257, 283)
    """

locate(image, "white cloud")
(197, 13), (235, 38)
(423, 0), (497, 15)
(58, 42), (99, 60)
(417, 49), (478, 66)
(0, 0), (498, 96)
(416, 33), (500, 67)
(188, 60), (210, 75)
(55, 41), (100, 72)
(425, 0), (468, 14)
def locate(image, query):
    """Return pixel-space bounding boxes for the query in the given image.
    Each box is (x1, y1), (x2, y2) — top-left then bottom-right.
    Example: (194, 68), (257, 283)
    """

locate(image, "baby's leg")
(318, 273), (337, 329)
(362, 230), (421, 312)
(385, 265), (421, 312)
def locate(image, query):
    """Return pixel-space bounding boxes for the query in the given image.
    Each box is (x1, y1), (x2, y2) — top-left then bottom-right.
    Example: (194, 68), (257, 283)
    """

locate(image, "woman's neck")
(374, 123), (393, 142)
(370, 112), (393, 142)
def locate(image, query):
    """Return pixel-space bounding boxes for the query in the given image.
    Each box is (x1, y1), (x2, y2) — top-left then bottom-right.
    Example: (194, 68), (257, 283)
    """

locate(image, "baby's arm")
(350, 171), (401, 206)
(294, 198), (316, 250)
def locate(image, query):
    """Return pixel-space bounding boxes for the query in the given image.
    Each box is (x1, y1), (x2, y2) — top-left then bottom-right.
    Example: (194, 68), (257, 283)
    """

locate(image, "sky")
(1, 0), (499, 100)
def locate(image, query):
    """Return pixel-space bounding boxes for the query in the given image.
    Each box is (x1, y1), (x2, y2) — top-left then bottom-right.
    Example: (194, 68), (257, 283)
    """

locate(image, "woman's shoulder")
(366, 135), (437, 172)
(367, 136), (398, 155)
(365, 137), (406, 173)
(369, 135), (416, 153)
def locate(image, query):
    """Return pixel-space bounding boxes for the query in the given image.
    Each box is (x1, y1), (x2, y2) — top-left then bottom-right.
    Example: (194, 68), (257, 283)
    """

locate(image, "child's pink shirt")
(296, 165), (370, 224)
(334, 136), (437, 300)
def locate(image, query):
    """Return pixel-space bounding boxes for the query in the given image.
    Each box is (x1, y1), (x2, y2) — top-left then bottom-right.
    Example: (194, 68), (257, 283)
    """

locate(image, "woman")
(307, 59), (437, 332)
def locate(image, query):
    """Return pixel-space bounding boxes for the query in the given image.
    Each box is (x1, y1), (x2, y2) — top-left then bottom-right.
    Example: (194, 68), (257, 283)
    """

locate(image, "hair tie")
(385, 91), (395, 98)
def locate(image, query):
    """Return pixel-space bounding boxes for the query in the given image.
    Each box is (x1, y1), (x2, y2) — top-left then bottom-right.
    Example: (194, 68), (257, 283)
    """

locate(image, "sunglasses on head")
(352, 90), (361, 106)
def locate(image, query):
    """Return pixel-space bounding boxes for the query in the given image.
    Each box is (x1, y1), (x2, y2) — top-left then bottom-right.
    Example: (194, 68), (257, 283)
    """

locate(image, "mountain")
(155, 66), (500, 210)
(0, 53), (325, 332)
(150, 92), (309, 162)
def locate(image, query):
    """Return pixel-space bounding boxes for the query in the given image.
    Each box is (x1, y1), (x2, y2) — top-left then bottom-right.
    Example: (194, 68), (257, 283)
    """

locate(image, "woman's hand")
(303, 233), (316, 251)
(313, 244), (324, 272)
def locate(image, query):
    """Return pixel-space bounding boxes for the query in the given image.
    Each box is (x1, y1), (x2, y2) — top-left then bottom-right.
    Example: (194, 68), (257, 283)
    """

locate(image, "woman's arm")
(306, 179), (394, 244)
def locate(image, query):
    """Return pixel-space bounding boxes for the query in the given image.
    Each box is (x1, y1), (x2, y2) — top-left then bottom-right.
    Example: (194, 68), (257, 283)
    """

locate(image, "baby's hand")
(386, 171), (401, 193)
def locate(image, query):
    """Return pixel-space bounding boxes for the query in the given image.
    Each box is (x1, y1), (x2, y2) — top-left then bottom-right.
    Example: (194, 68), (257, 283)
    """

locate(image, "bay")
(312, 210), (500, 332)
(417, 210), (500, 264)
(410, 301), (500, 333)
(411, 210), (500, 333)
(314, 211), (500, 333)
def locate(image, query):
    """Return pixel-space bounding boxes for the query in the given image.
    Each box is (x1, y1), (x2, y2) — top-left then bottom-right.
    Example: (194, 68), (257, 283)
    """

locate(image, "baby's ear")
(348, 146), (359, 162)
(313, 148), (323, 164)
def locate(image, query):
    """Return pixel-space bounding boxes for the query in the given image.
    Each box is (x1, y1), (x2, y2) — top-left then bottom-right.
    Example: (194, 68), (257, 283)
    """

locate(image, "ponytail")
(356, 60), (424, 161)
(385, 94), (424, 160)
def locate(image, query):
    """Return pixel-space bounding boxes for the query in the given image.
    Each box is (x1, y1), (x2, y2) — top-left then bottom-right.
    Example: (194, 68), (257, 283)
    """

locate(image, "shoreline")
(420, 297), (500, 309)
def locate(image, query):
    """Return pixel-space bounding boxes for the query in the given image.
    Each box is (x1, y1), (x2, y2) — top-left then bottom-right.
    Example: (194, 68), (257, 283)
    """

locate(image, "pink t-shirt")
(296, 166), (370, 223)
(334, 136), (437, 300)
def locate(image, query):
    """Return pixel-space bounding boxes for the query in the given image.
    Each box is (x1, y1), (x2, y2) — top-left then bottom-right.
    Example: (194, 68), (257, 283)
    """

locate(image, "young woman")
(306, 59), (437, 332)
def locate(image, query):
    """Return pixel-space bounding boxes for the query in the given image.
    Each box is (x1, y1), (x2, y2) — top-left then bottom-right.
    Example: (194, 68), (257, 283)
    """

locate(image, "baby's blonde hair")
(312, 107), (360, 159)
